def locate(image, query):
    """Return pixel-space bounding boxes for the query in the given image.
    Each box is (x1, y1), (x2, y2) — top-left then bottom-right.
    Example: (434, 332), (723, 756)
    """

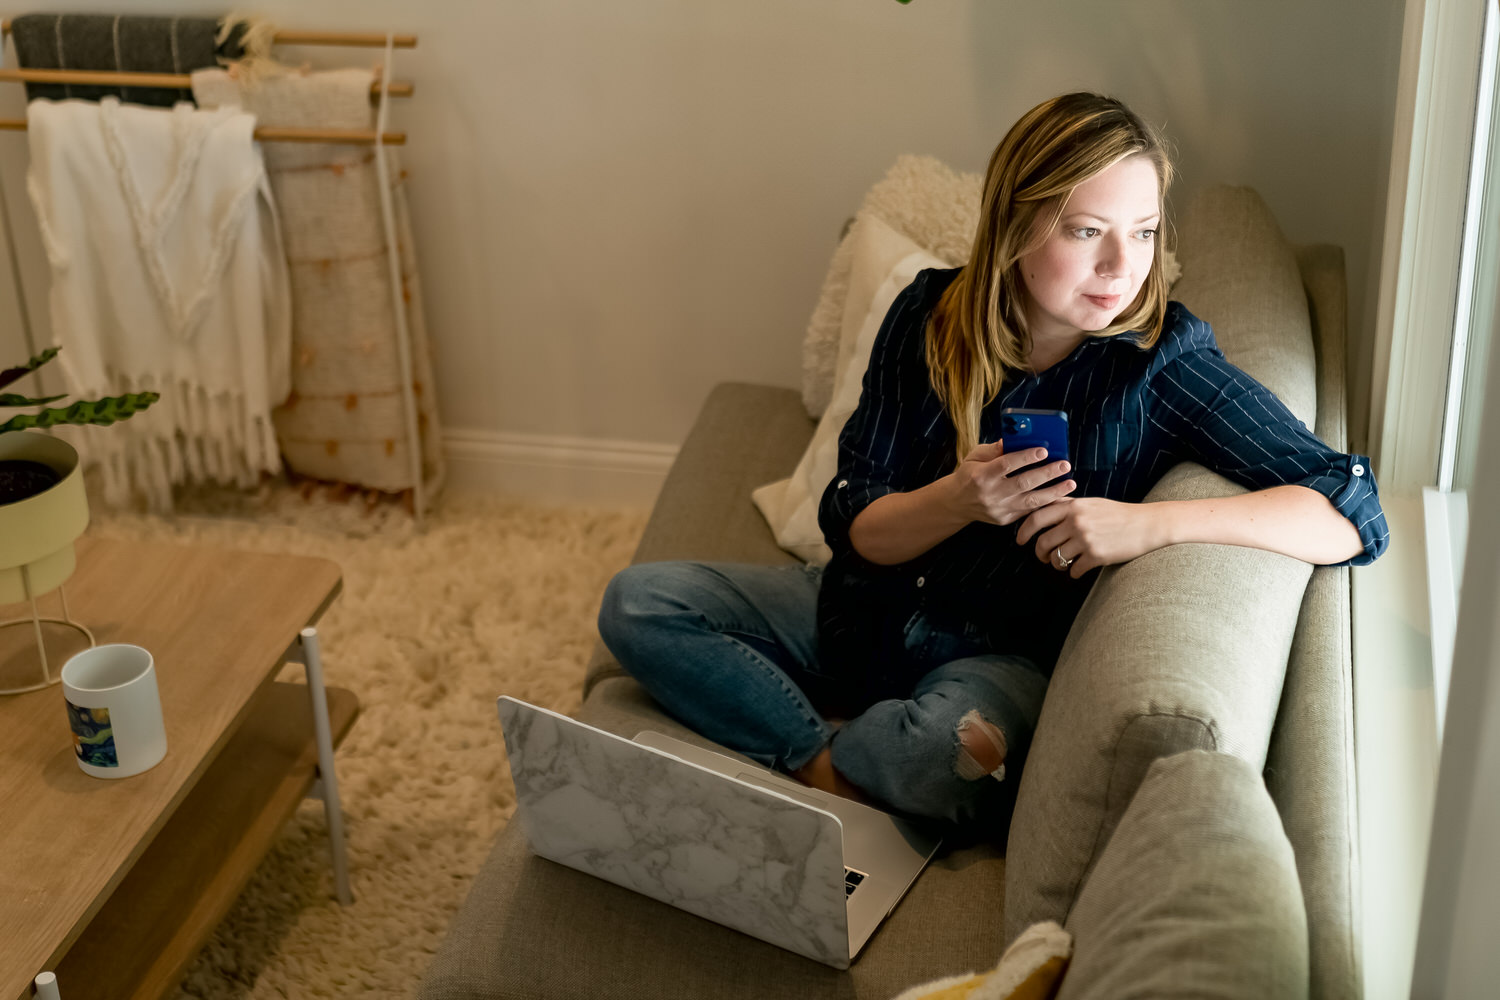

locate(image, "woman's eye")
(1073, 227), (1100, 239)
(1135, 228), (1157, 241)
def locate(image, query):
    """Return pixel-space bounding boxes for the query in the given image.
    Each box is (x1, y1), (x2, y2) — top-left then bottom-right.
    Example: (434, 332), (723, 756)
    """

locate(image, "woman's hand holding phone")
(952, 440), (1075, 527)
(846, 440), (1073, 566)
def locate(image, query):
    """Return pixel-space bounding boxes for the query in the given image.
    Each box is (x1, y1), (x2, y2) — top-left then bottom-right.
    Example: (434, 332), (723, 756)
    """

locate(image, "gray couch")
(418, 187), (1359, 999)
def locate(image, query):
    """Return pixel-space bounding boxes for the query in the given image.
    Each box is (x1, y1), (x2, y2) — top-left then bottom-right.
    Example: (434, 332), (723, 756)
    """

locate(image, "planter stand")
(0, 564), (95, 696)
(0, 432), (93, 694)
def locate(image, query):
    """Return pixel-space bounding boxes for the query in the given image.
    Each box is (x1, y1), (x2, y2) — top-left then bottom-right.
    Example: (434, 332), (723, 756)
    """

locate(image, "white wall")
(0, 1), (1406, 486)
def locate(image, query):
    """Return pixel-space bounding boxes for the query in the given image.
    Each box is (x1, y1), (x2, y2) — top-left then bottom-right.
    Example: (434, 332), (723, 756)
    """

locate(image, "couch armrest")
(1002, 185), (1338, 945)
(1003, 461), (1313, 941)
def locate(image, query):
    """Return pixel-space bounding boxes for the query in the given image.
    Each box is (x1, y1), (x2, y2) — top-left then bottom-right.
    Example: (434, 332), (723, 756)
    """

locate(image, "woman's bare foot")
(793, 746), (872, 804)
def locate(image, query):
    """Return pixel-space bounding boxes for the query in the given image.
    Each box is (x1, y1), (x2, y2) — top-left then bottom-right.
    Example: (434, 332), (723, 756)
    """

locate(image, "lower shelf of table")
(38, 680), (360, 1000)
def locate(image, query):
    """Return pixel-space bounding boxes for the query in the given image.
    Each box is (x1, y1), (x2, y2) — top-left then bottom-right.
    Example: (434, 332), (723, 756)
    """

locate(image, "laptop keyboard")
(844, 867), (867, 897)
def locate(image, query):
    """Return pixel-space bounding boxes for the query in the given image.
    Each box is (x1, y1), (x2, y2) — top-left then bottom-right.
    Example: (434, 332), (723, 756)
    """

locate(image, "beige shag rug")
(87, 483), (648, 998)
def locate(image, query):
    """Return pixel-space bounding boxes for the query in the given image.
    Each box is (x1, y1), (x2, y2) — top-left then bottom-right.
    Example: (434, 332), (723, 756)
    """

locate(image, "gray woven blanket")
(11, 14), (247, 106)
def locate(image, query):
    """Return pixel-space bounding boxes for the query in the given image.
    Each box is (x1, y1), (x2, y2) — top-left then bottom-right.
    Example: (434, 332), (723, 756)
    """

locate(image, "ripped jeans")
(596, 561), (1050, 828)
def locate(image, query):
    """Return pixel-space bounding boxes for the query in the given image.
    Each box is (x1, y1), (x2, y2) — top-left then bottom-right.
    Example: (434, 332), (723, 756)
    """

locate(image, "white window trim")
(1421, 485), (1468, 738)
(1368, 0), (1487, 489)
(1411, 230), (1500, 998)
(1439, 3), (1499, 489)
(1358, 0), (1493, 997)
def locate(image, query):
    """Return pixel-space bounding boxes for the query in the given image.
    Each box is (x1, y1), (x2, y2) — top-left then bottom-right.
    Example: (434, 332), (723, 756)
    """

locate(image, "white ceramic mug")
(60, 644), (167, 778)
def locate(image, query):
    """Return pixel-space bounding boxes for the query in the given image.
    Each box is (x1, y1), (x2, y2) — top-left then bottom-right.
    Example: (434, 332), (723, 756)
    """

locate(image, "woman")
(598, 92), (1387, 830)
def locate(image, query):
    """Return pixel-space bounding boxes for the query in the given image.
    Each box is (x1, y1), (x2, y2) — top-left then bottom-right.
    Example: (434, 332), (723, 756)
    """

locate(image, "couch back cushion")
(1170, 185), (1317, 426)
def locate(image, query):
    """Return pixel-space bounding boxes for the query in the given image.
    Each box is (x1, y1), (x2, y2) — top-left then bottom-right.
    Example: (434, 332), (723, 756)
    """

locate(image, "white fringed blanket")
(26, 96), (291, 510)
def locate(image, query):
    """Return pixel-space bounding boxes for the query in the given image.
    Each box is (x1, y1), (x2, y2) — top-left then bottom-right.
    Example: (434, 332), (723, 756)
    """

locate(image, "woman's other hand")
(1016, 497), (1168, 578)
(1019, 487), (1365, 571)
(952, 441), (1075, 526)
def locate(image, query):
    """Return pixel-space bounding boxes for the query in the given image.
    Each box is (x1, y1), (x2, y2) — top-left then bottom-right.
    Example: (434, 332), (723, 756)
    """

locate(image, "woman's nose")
(1097, 235), (1130, 278)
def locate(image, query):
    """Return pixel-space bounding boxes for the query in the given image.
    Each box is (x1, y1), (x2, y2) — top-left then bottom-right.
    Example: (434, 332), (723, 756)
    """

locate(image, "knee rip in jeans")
(954, 710), (1007, 782)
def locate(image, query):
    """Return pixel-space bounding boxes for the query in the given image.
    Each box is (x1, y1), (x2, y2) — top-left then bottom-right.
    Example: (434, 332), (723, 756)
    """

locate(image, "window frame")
(1359, 0), (1497, 996)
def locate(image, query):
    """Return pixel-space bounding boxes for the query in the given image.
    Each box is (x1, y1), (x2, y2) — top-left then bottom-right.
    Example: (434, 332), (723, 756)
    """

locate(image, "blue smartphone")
(999, 408), (1070, 465)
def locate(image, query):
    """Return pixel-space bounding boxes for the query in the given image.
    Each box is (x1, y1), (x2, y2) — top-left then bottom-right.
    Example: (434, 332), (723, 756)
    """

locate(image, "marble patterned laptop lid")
(497, 696), (852, 968)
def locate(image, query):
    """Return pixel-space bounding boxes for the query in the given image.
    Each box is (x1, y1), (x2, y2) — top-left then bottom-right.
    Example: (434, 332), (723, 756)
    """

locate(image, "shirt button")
(837, 479), (848, 488)
(1352, 464), (1365, 477)
(916, 576), (925, 588)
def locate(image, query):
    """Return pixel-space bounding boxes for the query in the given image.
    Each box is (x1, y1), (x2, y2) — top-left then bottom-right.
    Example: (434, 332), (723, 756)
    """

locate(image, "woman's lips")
(1085, 293), (1122, 310)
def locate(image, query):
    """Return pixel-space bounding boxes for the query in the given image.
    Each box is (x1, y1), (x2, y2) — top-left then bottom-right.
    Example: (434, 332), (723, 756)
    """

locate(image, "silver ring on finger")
(1052, 546), (1074, 571)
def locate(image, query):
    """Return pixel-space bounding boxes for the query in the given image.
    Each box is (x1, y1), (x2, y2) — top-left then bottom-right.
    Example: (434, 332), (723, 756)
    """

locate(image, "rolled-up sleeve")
(1147, 345), (1390, 566)
(818, 277), (954, 554)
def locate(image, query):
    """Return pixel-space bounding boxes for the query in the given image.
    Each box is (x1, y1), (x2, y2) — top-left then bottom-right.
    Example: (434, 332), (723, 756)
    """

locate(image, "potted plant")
(0, 346), (158, 607)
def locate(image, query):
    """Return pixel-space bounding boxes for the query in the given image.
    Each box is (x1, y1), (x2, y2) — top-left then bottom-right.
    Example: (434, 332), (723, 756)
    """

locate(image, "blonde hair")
(925, 93), (1174, 464)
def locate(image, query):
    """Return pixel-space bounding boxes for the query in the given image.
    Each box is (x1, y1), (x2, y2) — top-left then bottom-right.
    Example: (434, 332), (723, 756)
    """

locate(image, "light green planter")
(0, 431), (90, 605)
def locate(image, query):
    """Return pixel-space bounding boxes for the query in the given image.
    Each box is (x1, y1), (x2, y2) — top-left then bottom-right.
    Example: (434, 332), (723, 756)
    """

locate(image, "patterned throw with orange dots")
(193, 66), (445, 499)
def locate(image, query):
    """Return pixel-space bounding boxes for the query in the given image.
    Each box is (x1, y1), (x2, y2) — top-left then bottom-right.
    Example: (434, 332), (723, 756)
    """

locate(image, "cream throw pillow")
(753, 217), (947, 564)
(802, 155), (982, 419)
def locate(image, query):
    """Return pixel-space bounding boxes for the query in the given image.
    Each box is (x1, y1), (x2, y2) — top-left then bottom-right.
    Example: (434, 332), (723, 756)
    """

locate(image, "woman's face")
(1018, 154), (1160, 347)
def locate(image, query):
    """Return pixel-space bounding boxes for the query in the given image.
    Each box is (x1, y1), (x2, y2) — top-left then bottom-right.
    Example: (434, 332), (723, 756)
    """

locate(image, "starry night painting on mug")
(67, 701), (118, 768)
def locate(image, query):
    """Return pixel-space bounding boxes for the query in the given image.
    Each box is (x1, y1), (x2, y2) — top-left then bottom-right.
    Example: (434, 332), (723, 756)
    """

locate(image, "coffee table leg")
(291, 626), (354, 905)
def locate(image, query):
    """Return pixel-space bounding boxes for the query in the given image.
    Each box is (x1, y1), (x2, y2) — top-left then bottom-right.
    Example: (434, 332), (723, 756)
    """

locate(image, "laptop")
(496, 696), (942, 969)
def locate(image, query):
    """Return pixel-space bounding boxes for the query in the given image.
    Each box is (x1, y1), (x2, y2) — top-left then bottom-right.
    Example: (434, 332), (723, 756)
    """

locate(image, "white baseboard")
(443, 428), (678, 509)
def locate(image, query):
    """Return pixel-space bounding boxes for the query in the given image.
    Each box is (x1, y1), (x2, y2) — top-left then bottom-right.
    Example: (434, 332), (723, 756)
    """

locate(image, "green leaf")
(0, 346), (62, 392)
(0, 392), (68, 407)
(0, 391), (159, 434)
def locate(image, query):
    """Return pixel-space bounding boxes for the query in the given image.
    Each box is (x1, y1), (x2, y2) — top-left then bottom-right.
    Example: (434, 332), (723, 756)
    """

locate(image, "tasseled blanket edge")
(74, 371), (281, 512)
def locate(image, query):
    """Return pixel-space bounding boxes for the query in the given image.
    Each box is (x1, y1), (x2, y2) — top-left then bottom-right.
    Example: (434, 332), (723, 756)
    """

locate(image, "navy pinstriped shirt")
(815, 267), (1388, 677)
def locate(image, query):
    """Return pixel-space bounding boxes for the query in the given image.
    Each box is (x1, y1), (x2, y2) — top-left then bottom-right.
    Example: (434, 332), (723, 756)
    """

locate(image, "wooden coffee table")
(0, 536), (359, 1000)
